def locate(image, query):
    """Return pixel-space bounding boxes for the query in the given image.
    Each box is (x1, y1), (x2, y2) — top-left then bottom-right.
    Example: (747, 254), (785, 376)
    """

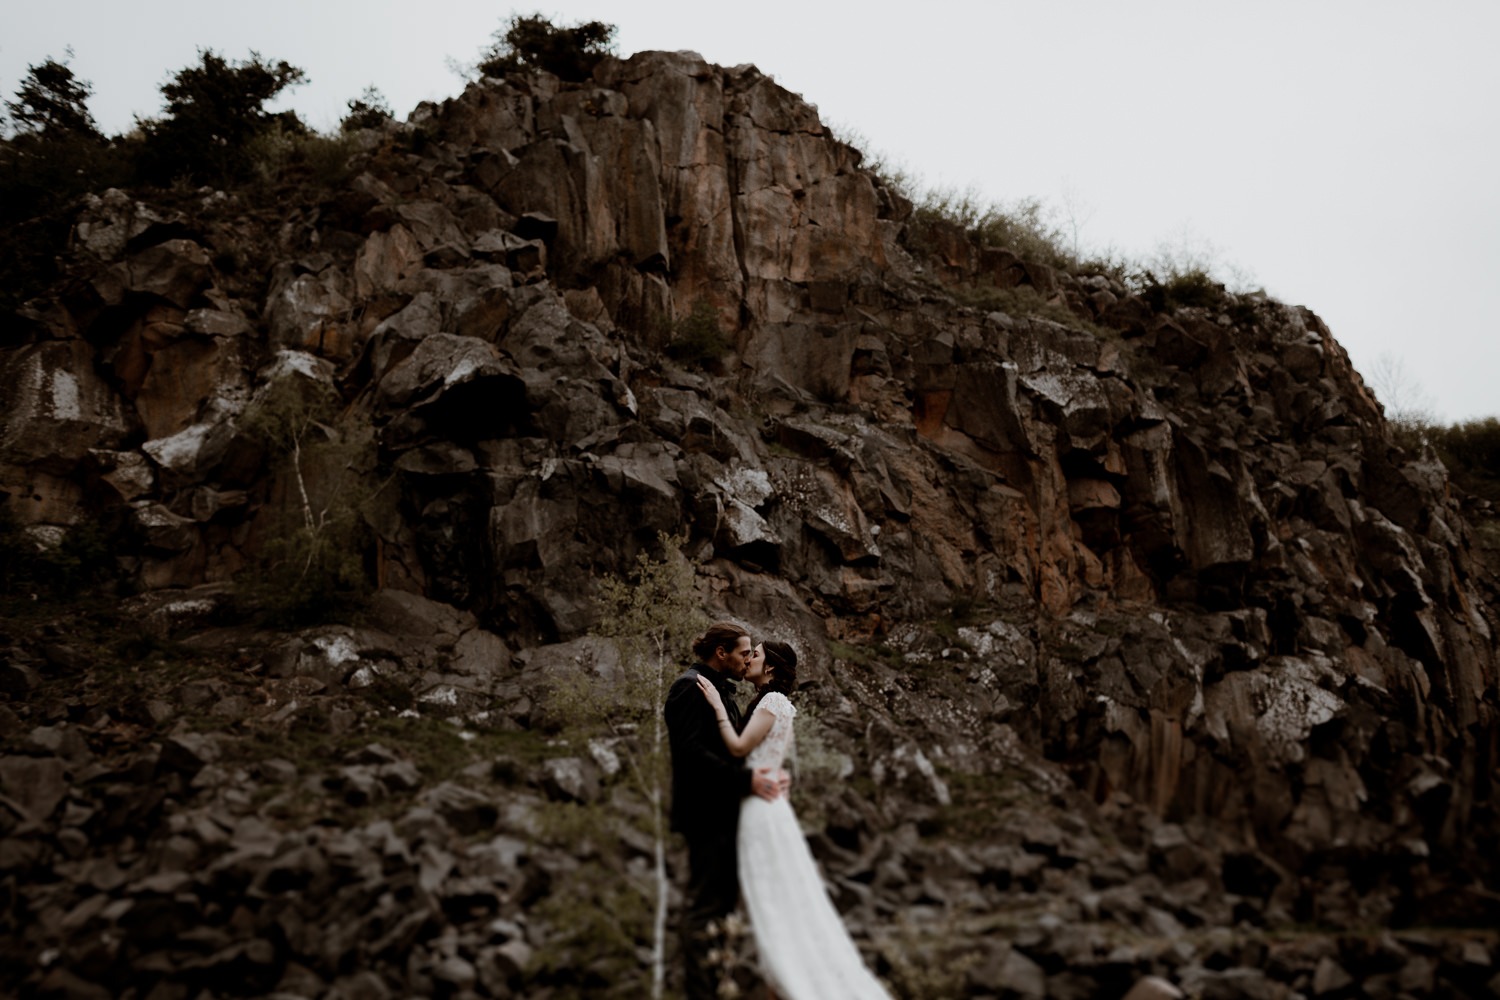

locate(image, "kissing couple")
(664, 622), (889, 999)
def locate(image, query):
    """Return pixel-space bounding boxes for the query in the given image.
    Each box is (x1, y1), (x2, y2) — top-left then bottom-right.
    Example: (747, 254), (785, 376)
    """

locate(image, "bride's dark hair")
(746, 640), (798, 718)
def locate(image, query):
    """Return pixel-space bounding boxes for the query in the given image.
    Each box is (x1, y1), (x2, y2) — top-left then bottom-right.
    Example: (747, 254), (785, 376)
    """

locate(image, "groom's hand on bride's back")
(751, 768), (783, 801)
(775, 769), (791, 795)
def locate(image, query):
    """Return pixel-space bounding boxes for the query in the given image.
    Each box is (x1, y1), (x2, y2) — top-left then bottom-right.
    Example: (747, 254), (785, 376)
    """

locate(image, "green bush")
(244, 119), (299, 185)
(242, 507), (368, 626)
(137, 50), (307, 187)
(340, 85), (394, 132)
(1387, 414), (1435, 455)
(235, 377), (375, 625)
(0, 508), (119, 599)
(1161, 268), (1223, 308)
(245, 124), (359, 190)
(549, 533), (710, 996)
(851, 139), (1257, 317)
(4, 54), (100, 140)
(477, 14), (617, 81)
(296, 132), (361, 188)
(1432, 417), (1500, 501)
(1, 56), (128, 229)
(0, 134), (132, 226)
(1433, 417), (1500, 472)
(0, 211), (74, 312)
(665, 300), (731, 370)
(1133, 267), (1226, 313)
(905, 187), (1076, 272)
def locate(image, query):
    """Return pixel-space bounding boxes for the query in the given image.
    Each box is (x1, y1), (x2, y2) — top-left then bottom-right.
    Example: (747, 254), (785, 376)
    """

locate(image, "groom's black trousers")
(681, 828), (739, 1000)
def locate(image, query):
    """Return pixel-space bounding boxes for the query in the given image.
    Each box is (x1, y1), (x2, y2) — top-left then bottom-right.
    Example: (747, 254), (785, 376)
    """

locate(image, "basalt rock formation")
(2, 49), (1498, 998)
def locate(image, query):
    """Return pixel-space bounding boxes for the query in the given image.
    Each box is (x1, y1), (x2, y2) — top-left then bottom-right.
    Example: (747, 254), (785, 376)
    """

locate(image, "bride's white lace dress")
(738, 692), (890, 998)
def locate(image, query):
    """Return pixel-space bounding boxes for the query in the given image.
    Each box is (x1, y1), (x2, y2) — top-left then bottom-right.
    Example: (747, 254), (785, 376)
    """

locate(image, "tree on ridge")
(478, 14), (617, 81)
(4, 52), (101, 140)
(138, 49), (307, 186)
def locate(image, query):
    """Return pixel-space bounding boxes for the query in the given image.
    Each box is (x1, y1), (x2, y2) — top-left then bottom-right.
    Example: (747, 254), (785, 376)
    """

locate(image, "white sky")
(5, 1), (1497, 422)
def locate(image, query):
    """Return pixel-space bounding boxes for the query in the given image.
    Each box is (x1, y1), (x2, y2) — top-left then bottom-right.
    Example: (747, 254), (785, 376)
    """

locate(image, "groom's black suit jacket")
(665, 663), (752, 837)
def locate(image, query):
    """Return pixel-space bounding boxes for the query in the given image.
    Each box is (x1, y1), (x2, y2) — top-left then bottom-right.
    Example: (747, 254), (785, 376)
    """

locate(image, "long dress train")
(737, 692), (889, 999)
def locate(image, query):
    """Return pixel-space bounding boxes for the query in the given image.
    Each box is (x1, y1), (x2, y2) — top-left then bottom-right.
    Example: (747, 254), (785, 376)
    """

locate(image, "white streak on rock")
(48, 370), (82, 421)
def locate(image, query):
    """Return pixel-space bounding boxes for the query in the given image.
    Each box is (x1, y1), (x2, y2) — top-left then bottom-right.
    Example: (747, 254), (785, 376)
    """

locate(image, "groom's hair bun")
(761, 640), (798, 694)
(692, 622), (749, 662)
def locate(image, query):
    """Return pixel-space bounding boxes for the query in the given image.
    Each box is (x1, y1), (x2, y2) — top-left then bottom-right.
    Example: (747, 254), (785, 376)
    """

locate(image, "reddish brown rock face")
(1, 51), (1497, 989)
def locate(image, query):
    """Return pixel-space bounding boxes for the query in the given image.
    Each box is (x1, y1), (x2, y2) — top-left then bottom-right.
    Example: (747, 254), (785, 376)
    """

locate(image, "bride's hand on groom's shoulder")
(694, 673), (724, 712)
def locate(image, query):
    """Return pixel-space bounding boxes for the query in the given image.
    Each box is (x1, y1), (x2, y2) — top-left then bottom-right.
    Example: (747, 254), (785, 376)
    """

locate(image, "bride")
(695, 640), (891, 999)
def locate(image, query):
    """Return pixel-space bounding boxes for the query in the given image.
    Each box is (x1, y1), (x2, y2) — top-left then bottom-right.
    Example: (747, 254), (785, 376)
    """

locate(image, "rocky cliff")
(2, 50), (1498, 998)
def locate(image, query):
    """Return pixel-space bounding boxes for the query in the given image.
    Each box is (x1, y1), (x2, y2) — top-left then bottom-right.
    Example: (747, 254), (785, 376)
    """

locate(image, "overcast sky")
(5, 1), (1497, 422)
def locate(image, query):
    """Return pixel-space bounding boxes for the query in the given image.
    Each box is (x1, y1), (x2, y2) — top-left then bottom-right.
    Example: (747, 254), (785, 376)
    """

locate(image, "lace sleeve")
(744, 692), (797, 771)
(761, 691), (797, 721)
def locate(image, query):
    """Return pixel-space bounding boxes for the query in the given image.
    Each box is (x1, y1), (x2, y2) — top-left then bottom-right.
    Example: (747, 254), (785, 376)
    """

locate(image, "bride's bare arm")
(720, 706), (774, 758)
(695, 675), (775, 757)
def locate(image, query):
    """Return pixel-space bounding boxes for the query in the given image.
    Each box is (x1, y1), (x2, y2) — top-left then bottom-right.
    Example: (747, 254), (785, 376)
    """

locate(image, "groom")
(664, 621), (784, 999)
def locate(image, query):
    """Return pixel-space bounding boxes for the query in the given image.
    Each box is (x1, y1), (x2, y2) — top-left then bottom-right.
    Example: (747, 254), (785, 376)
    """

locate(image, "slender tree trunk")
(651, 773), (667, 1000)
(290, 433), (314, 533)
(650, 639), (668, 1000)
(289, 433), (322, 581)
